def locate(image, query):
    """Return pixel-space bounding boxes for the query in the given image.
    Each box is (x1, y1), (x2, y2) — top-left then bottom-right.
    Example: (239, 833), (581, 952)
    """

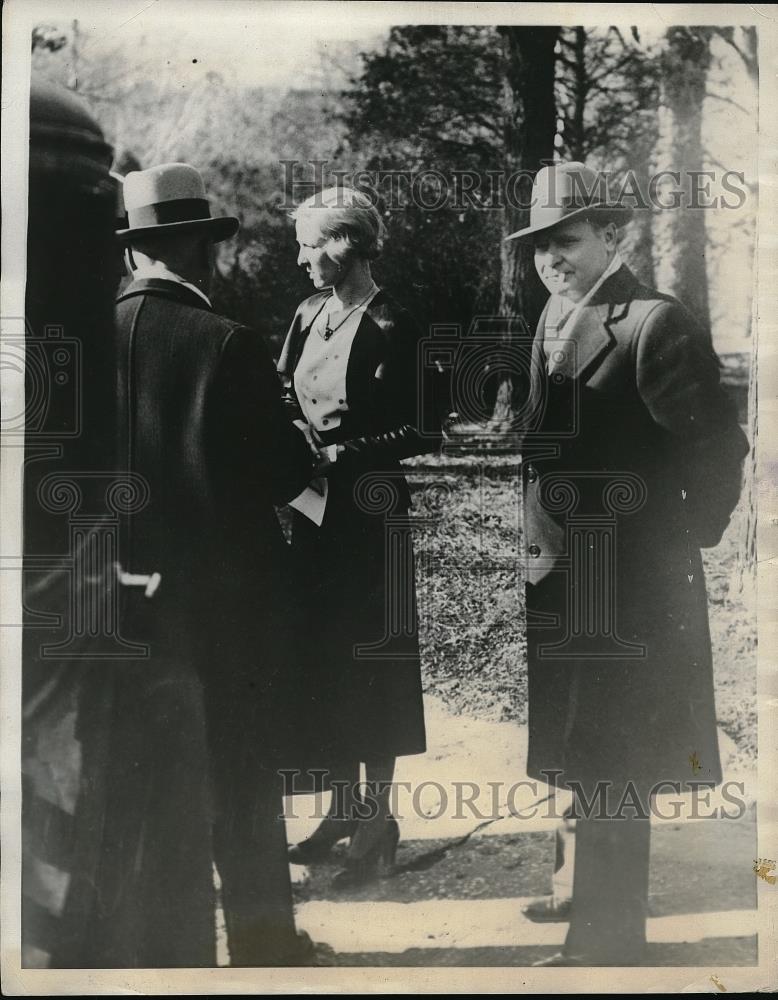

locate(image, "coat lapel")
(544, 265), (638, 381)
(277, 292), (330, 377)
(545, 303), (613, 380)
(527, 300), (550, 426)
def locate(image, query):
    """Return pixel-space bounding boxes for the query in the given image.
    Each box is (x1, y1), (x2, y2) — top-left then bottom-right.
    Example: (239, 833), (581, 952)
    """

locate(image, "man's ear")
(125, 245), (137, 272)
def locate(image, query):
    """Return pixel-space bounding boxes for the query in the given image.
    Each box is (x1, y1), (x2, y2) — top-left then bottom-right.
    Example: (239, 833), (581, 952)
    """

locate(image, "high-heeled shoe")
(288, 815), (356, 865)
(331, 815), (399, 889)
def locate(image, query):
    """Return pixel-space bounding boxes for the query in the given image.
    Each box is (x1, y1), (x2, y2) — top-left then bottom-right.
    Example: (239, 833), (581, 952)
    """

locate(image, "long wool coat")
(278, 289), (441, 766)
(114, 278), (312, 738)
(74, 277), (313, 965)
(522, 265), (749, 795)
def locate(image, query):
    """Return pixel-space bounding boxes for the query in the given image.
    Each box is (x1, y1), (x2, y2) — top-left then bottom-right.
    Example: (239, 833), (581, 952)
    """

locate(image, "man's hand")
(312, 444), (341, 476)
(293, 419), (321, 457)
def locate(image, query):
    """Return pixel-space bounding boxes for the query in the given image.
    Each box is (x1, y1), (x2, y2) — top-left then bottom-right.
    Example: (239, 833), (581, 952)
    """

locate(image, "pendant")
(323, 325), (333, 340)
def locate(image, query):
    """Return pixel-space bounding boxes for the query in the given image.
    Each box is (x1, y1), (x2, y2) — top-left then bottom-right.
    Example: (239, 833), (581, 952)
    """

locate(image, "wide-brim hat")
(116, 162), (239, 243)
(505, 161), (633, 243)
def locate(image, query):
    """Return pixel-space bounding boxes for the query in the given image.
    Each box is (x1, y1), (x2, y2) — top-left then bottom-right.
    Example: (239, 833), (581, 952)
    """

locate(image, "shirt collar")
(130, 261), (212, 308)
(578, 251), (623, 309)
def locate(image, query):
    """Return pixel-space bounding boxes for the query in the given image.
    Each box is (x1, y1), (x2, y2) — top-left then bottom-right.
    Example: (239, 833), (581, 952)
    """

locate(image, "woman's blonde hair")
(292, 186), (385, 263)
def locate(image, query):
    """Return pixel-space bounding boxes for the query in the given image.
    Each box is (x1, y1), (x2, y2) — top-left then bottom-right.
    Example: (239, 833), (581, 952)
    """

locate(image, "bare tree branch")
(705, 91), (752, 116)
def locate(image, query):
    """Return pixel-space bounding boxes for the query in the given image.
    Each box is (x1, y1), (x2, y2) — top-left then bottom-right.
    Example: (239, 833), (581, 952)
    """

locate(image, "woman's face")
(295, 217), (342, 289)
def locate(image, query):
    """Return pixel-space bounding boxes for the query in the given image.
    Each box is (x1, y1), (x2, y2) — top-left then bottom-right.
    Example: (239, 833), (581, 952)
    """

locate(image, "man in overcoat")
(112, 163), (313, 965)
(509, 162), (749, 965)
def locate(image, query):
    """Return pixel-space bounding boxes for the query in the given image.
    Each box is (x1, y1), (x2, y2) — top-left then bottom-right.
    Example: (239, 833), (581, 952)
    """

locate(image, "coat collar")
(278, 287), (393, 376)
(116, 277), (213, 313)
(297, 287), (391, 330)
(543, 264), (639, 380)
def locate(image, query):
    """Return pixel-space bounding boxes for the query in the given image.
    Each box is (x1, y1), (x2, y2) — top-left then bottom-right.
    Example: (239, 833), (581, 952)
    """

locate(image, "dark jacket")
(115, 277), (312, 731)
(116, 277), (310, 599)
(522, 265), (749, 791)
(278, 288), (441, 510)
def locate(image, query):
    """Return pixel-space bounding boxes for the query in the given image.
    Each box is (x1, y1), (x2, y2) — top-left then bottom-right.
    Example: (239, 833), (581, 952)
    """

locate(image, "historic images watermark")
(280, 160), (750, 213)
(279, 771), (750, 823)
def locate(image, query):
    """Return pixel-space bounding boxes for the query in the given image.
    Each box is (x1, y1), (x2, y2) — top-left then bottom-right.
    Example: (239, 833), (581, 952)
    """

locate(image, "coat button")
(528, 544), (541, 558)
(311, 399), (317, 404)
(322, 418), (329, 425)
(338, 398), (345, 405)
(526, 465), (538, 483)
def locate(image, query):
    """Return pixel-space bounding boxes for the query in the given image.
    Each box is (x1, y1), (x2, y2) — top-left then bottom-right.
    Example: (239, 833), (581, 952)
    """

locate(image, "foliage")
(341, 25), (503, 168)
(555, 26), (660, 164)
(339, 26), (505, 335)
(30, 18), (756, 363)
(206, 159), (313, 352)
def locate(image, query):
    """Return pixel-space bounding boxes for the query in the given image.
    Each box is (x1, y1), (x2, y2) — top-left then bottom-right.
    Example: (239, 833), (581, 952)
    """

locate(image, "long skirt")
(288, 472), (426, 772)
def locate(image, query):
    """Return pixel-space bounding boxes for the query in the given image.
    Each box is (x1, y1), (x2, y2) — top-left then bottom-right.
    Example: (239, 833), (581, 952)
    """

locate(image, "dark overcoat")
(278, 289), (440, 765)
(522, 265), (748, 794)
(104, 277), (312, 964)
(115, 277), (313, 746)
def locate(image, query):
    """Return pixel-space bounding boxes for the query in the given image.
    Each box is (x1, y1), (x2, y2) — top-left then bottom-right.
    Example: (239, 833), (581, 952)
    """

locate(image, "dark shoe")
(275, 930), (333, 967)
(331, 815), (399, 890)
(285, 930), (342, 967)
(228, 928), (319, 967)
(522, 896), (571, 922)
(288, 816), (356, 865)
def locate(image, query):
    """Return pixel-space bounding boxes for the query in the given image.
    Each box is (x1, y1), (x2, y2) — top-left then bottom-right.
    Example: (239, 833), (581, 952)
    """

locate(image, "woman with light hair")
(278, 186), (439, 888)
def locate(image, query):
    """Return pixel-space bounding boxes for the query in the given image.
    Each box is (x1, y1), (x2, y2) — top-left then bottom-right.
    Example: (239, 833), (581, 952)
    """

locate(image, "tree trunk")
(618, 144), (656, 286)
(491, 26), (559, 431)
(570, 27), (587, 162)
(652, 27), (712, 325)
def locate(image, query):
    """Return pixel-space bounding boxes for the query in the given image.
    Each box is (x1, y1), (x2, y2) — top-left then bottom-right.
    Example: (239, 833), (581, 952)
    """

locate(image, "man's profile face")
(533, 216), (617, 303)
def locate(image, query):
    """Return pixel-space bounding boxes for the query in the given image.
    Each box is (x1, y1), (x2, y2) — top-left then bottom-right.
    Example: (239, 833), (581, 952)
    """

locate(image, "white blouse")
(294, 287), (380, 433)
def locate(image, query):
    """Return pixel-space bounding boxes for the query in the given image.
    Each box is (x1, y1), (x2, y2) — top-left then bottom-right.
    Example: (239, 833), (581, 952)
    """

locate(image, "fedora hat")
(116, 162), (239, 242)
(505, 161), (632, 243)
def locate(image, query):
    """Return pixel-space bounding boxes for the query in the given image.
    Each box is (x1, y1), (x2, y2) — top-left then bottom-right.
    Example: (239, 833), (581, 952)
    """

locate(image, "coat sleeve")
(208, 325), (313, 507)
(338, 307), (443, 466)
(635, 300), (749, 548)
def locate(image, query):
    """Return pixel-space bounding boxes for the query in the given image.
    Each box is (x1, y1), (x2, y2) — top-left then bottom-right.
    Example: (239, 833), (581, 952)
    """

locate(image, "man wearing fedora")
(510, 162), (748, 965)
(114, 163), (314, 965)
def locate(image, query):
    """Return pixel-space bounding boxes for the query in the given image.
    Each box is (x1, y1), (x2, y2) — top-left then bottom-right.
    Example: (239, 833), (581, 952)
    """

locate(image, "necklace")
(321, 285), (378, 340)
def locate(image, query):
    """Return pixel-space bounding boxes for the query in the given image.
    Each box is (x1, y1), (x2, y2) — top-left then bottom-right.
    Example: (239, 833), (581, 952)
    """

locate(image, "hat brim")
(117, 215), (239, 243)
(505, 203), (633, 243)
